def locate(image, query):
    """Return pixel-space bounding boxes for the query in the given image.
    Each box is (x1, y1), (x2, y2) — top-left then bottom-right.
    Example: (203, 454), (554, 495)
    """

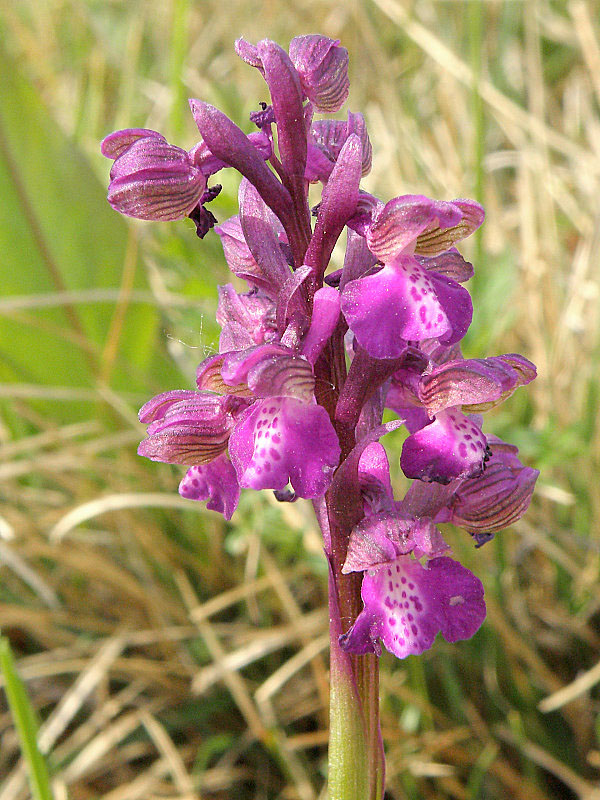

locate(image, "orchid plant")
(102, 35), (538, 799)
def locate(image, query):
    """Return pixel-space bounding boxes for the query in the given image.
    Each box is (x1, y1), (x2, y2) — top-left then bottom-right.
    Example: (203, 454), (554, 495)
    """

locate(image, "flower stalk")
(101, 34), (538, 797)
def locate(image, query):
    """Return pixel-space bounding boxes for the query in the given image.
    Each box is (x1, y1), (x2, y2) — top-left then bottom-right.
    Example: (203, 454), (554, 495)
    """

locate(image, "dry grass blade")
(48, 492), (210, 542)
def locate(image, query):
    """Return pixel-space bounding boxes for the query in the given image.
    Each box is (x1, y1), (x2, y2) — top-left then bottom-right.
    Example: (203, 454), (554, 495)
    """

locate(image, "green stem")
(325, 505), (385, 799)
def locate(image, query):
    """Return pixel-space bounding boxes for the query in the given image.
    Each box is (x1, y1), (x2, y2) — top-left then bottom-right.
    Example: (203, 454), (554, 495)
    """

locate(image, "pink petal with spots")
(228, 397), (340, 498)
(401, 408), (488, 483)
(428, 272), (473, 346)
(179, 455), (240, 520)
(339, 555), (485, 658)
(341, 255), (451, 358)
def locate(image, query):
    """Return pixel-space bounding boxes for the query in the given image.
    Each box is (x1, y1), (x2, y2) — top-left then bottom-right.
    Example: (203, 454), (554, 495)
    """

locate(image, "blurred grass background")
(0, 0), (599, 797)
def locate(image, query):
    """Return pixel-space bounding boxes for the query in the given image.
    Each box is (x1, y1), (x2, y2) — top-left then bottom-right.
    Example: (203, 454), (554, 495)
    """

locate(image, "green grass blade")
(0, 638), (54, 800)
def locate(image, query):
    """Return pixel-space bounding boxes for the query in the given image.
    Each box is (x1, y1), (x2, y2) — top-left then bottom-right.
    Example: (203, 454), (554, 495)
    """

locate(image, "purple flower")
(440, 437), (539, 542)
(288, 35), (350, 112)
(387, 349), (536, 483)
(102, 129), (206, 221)
(306, 112), (372, 182)
(341, 253), (473, 358)
(104, 35), (537, 675)
(340, 554), (486, 658)
(179, 455), (241, 521)
(339, 466), (485, 657)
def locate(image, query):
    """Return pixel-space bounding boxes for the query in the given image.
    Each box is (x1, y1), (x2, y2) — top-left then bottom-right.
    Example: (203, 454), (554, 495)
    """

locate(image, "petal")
(401, 408), (488, 483)
(216, 284), (277, 350)
(107, 139), (206, 221)
(109, 138), (190, 180)
(300, 285), (341, 364)
(307, 115), (371, 180)
(214, 216), (255, 272)
(408, 518), (450, 559)
(429, 272), (473, 346)
(101, 128), (166, 159)
(229, 397), (340, 498)
(179, 455), (241, 520)
(448, 439), (539, 536)
(418, 355), (519, 415)
(189, 131), (271, 176)
(239, 178), (292, 293)
(366, 196), (462, 261)
(415, 199), (485, 256)
(189, 100), (293, 229)
(341, 255), (451, 358)
(416, 248), (474, 283)
(342, 515), (404, 574)
(138, 393), (236, 465)
(289, 35), (349, 112)
(257, 40), (307, 212)
(304, 134), (362, 278)
(343, 512), (449, 573)
(340, 555), (485, 658)
(139, 389), (202, 424)
(339, 227), (379, 288)
(247, 352), (316, 402)
(196, 355), (254, 397)
(220, 344), (315, 401)
(426, 557), (487, 643)
(358, 442), (394, 512)
(234, 37), (264, 71)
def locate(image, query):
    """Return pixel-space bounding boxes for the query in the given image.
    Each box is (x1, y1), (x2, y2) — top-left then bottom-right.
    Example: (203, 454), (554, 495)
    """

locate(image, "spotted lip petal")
(341, 255), (452, 358)
(401, 408), (488, 484)
(228, 397), (340, 498)
(179, 455), (240, 520)
(340, 555), (486, 658)
(289, 35), (349, 112)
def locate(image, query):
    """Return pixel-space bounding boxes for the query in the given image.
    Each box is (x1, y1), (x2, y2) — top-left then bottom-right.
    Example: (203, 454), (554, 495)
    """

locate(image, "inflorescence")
(102, 35), (538, 659)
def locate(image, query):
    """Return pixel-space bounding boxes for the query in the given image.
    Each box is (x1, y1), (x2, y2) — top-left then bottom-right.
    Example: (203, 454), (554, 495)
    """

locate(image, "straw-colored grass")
(1, 1), (599, 798)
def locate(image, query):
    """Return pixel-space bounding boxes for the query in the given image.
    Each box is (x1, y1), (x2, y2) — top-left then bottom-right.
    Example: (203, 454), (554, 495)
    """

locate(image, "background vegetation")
(1, 1), (599, 797)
